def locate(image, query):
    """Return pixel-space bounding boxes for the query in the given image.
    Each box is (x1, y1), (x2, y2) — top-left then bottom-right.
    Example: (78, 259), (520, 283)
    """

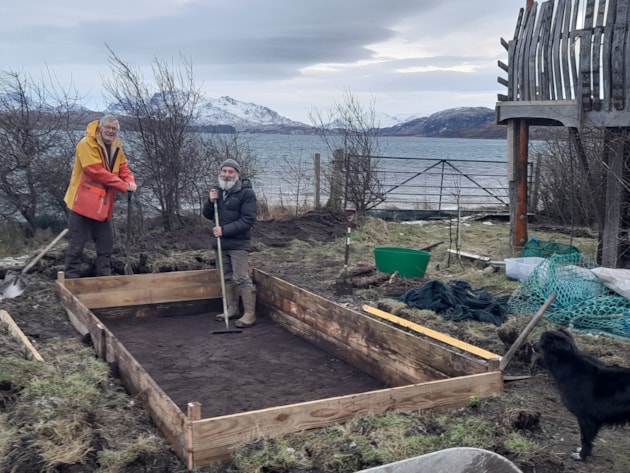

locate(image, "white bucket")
(504, 257), (545, 281)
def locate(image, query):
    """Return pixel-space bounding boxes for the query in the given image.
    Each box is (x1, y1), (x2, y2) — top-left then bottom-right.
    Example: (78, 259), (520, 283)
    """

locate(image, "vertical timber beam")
(516, 120), (529, 247)
(509, 120), (529, 248)
(508, 0), (534, 249)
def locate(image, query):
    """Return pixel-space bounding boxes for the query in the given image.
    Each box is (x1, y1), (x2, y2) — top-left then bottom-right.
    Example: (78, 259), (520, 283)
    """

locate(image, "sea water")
(242, 134), (510, 210)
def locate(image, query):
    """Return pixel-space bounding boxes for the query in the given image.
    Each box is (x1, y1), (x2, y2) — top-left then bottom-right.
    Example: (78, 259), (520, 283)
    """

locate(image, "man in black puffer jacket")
(203, 159), (258, 328)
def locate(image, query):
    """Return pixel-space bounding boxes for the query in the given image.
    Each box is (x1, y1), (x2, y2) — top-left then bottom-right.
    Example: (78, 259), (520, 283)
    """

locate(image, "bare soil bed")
(99, 306), (385, 418)
(2, 208), (630, 473)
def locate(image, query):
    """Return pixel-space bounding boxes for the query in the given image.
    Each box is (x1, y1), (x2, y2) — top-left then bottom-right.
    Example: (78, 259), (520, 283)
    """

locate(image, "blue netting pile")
(507, 253), (630, 339)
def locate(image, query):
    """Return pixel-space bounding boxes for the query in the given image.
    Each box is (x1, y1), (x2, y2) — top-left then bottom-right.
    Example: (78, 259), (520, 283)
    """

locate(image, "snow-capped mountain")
(199, 96), (307, 128)
(102, 95), (501, 137)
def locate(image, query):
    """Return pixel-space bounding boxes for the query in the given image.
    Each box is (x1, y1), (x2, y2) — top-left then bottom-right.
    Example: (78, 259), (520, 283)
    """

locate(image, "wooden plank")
(110, 332), (189, 465)
(446, 249), (491, 262)
(189, 371), (504, 466)
(495, 100), (581, 126)
(93, 299), (222, 320)
(561, 0), (573, 99)
(60, 270), (222, 308)
(602, 0), (617, 110)
(611, 0), (628, 109)
(550, 0), (565, 100)
(521, 3), (538, 100)
(361, 305), (501, 362)
(508, 8), (525, 100)
(57, 281), (190, 462)
(263, 303), (449, 385)
(568, 0), (580, 101)
(0, 309), (44, 361)
(529, 2), (543, 100)
(254, 270), (489, 381)
(62, 269), (219, 295)
(591, 0), (608, 110)
(77, 284), (221, 309)
(579, 0), (596, 112)
(538, 1), (553, 100)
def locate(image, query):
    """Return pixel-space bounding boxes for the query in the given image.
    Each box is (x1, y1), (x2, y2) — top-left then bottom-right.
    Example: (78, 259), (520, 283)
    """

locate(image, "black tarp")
(399, 279), (508, 326)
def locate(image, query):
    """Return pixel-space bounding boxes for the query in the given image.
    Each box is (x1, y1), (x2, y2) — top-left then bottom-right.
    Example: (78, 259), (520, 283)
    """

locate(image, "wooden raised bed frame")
(57, 268), (503, 468)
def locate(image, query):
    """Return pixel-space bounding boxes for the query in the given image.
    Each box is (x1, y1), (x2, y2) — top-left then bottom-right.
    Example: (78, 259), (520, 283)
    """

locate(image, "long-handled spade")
(212, 200), (242, 335)
(1, 228), (69, 299)
(335, 207), (356, 296)
(124, 192), (133, 275)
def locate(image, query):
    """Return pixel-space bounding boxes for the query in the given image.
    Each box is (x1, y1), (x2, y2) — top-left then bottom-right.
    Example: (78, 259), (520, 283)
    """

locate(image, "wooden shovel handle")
(22, 228), (69, 275)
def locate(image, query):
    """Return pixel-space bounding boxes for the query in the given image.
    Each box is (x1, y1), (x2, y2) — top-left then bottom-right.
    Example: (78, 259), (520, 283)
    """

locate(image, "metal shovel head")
(335, 277), (353, 296)
(1, 270), (26, 299)
(1, 228), (69, 299)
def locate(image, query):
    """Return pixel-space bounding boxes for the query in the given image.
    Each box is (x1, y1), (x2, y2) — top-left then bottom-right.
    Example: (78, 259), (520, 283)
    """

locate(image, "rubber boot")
(234, 287), (257, 328)
(215, 284), (241, 321)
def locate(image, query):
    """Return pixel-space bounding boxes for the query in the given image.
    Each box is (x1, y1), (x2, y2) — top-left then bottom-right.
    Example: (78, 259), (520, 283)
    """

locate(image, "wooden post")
(187, 402), (201, 469)
(314, 153), (321, 208)
(327, 149), (344, 210)
(508, 0), (535, 249)
(515, 119), (529, 247)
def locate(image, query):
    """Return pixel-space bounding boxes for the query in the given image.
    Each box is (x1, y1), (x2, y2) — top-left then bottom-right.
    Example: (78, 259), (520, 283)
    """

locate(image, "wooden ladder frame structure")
(496, 0), (630, 267)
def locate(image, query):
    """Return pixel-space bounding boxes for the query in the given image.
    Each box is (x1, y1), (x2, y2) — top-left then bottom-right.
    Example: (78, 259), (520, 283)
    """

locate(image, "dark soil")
(2, 208), (630, 473)
(99, 306), (385, 417)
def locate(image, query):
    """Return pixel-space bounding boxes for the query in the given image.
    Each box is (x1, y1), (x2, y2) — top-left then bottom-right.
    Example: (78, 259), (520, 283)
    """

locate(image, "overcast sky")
(1, 0), (526, 124)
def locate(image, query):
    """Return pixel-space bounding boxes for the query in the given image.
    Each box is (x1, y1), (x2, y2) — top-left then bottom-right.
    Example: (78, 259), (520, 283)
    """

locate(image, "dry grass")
(2, 213), (626, 473)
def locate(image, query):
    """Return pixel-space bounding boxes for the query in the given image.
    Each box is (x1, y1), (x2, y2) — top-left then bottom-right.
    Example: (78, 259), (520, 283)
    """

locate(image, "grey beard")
(218, 176), (237, 191)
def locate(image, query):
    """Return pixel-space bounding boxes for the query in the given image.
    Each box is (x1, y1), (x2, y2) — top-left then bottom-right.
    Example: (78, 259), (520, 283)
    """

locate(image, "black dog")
(534, 328), (630, 460)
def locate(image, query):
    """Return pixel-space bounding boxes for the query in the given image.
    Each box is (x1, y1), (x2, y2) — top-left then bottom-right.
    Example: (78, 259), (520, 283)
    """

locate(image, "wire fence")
(252, 155), (512, 213)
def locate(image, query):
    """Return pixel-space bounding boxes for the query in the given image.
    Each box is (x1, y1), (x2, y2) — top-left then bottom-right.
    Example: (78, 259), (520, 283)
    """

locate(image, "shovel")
(1, 228), (69, 299)
(124, 191), (133, 275)
(335, 207), (356, 296)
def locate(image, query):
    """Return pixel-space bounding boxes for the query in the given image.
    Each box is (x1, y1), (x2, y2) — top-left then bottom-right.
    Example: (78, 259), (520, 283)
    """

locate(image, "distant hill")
(67, 96), (508, 138)
(378, 107), (505, 139)
(193, 99), (505, 138)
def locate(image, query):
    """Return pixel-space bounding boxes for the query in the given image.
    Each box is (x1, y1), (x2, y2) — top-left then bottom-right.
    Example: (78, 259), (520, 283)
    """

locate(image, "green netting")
(508, 253), (630, 339)
(521, 237), (580, 258)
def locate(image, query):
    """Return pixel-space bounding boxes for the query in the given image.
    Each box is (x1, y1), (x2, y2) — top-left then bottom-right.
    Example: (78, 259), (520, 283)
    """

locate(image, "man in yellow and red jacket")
(63, 114), (137, 278)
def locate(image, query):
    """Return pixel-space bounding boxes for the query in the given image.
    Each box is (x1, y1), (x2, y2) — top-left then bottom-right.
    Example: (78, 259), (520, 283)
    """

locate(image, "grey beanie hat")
(221, 158), (241, 174)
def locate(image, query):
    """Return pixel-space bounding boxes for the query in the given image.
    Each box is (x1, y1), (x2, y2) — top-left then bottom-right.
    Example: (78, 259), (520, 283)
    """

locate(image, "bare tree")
(190, 132), (259, 215)
(0, 69), (82, 233)
(103, 47), (205, 230)
(536, 128), (610, 228)
(309, 89), (383, 213)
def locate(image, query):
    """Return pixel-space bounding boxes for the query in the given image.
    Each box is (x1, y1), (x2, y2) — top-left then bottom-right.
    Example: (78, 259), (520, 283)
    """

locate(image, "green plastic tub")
(374, 247), (431, 278)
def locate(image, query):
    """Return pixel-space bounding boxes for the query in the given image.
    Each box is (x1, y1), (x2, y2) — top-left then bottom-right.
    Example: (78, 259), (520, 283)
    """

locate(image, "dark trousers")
(64, 210), (113, 278)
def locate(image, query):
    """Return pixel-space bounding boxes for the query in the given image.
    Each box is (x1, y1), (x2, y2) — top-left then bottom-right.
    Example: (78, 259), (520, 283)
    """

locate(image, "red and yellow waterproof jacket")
(64, 120), (135, 221)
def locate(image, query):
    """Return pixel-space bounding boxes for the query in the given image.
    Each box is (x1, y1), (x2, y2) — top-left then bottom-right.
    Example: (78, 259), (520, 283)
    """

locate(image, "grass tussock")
(0, 339), (172, 472)
(230, 409), (547, 473)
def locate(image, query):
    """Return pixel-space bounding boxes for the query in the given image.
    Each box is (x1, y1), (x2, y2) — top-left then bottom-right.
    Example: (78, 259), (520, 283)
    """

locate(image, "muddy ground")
(2, 208), (630, 473)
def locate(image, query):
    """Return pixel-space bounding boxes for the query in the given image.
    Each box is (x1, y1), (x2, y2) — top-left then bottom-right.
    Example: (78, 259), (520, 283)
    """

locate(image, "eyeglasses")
(101, 126), (119, 132)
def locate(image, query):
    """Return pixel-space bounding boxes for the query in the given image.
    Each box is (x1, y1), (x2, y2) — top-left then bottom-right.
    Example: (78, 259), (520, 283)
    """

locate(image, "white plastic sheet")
(591, 267), (630, 300)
